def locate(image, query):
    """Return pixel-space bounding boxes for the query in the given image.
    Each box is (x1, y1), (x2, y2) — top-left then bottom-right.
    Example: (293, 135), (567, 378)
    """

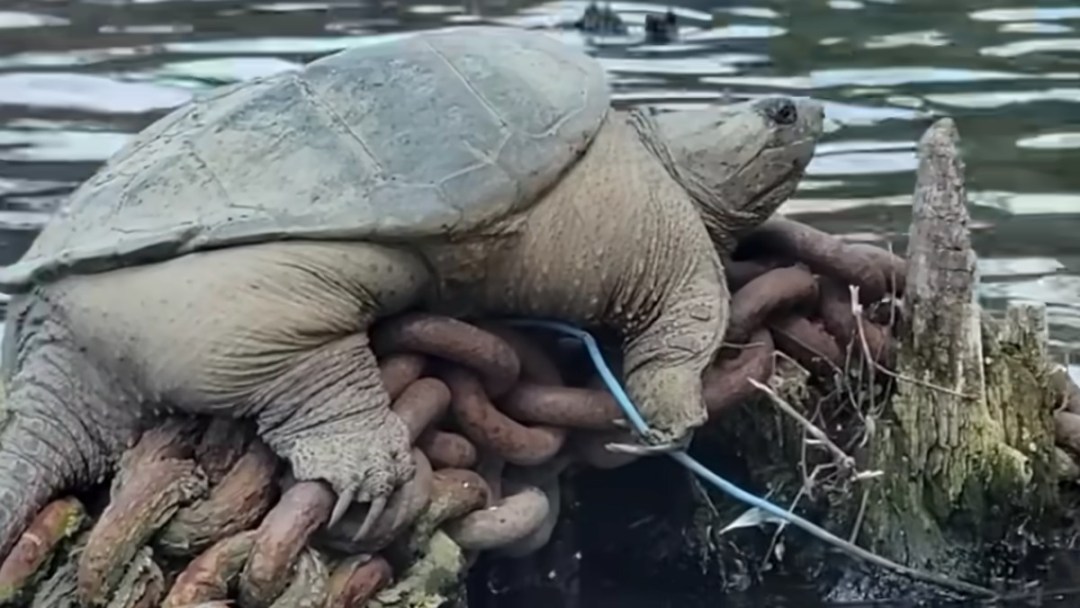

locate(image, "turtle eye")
(763, 98), (797, 125)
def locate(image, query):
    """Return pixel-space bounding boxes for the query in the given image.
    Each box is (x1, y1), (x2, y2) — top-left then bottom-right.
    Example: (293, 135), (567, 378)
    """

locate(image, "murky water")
(2, 0), (1080, 604)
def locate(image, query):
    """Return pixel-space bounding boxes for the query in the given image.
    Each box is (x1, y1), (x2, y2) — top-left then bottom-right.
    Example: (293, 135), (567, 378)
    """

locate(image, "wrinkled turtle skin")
(0, 24), (824, 576)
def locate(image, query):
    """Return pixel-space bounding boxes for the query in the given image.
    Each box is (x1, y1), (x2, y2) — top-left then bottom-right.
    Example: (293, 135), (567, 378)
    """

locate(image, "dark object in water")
(574, 1), (627, 35)
(645, 9), (678, 44)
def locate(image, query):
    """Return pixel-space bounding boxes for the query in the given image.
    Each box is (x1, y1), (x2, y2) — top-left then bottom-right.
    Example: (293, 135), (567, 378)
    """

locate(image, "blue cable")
(503, 317), (997, 599)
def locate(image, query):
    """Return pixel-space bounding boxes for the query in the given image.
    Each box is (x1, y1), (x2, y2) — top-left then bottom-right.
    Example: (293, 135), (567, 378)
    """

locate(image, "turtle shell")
(0, 26), (610, 292)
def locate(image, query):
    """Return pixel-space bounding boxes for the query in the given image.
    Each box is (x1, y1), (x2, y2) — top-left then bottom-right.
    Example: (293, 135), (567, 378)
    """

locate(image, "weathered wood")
(901, 117), (985, 411)
(986, 302), (1055, 467)
(0, 497), (86, 605)
(857, 118), (1059, 577)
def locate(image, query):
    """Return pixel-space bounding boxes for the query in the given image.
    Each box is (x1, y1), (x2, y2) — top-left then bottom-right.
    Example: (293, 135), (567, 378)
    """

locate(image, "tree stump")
(854, 118), (1059, 586)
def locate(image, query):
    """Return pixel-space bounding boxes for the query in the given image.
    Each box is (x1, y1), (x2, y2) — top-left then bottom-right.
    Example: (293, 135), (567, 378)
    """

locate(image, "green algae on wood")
(0, 497), (87, 606)
(371, 530), (468, 608)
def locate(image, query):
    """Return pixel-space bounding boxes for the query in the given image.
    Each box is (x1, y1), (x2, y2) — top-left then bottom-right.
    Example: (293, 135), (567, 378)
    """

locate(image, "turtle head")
(634, 96), (824, 253)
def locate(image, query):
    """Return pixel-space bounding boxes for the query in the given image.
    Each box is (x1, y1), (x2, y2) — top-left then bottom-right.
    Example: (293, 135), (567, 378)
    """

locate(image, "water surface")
(4, 0), (1080, 355)
(3, 0), (1080, 604)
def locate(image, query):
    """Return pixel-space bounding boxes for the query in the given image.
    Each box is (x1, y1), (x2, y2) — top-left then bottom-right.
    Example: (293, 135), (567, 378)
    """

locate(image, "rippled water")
(5, 0), (1080, 360)
(2, 0), (1080, 604)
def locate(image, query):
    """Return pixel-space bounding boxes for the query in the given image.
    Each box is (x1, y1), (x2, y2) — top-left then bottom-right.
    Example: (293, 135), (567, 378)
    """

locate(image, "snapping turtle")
(0, 25), (823, 562)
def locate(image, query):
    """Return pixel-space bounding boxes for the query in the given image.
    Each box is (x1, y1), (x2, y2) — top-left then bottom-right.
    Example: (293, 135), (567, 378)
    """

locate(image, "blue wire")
(503, 317), (997, 598)
(502, 318), (831, 532)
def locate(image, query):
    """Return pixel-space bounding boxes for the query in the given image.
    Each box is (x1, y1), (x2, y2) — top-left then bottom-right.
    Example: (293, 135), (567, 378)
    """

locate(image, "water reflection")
(0, 73), (195, 112)
(0, 0), (1077, 352)
(0, 11), (69, 29)
(0, 2), (1077, 347)
(970, 8), (1080, 22)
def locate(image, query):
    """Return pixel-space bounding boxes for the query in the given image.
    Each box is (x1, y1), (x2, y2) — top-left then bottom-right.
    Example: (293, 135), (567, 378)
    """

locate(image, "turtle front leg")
(615, 252), (729, 453)
(254, 332), (416, 533)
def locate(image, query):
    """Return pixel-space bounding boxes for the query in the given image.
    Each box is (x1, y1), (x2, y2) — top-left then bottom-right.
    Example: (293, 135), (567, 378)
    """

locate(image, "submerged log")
(854, 118), (1059, 584)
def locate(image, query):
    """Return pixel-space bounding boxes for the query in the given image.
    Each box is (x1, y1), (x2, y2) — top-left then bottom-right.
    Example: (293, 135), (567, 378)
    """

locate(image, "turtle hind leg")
(0, 294), (140, 560)
(252, 332), (416, 533)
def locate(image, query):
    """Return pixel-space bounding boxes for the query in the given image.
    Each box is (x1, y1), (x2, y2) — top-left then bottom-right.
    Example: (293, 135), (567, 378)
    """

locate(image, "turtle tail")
(0, 299), (136, 560)
(0, 409), (89, 560)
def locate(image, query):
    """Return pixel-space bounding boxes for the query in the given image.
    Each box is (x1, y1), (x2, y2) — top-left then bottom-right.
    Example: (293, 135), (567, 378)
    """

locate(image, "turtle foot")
(283, 418), (415, 538)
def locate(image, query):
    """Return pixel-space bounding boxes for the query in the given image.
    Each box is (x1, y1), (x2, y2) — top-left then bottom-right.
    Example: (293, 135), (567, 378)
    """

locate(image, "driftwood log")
(1, 118), (1078, 606)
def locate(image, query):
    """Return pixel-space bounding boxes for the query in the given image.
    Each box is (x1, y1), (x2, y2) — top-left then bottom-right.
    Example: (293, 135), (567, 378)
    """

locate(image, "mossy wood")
(856, 118), (1060, 577)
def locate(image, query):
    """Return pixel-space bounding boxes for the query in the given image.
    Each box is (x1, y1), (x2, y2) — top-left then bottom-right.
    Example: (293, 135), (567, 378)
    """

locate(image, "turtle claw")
(329, 486), (357, 529)
(281, 415), (415, 535)
(604, 431), (692, 456)
(352, 495), (388, 543)
(604, 441), (674, 456)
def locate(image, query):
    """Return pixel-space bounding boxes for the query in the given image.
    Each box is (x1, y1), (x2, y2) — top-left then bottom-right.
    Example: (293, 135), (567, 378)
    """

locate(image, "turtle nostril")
(765, 98), (798, 125)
